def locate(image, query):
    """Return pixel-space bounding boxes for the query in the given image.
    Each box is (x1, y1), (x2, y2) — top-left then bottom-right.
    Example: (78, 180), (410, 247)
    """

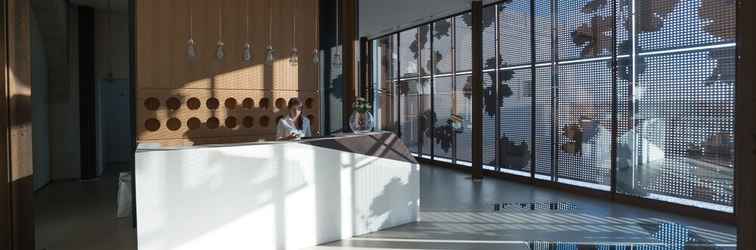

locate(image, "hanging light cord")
(314, 0), (318, 50)
(218, 1), (223, 42)
(268, 0), (273, 45)
(188, 0), (193, 39)
(245, 0), (249, 42)
(292, 0), (297, 48)
(108, 0), (113, 80)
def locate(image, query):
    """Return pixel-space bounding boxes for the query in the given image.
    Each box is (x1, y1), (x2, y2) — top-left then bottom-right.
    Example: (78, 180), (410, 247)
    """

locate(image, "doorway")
(30, 0), (136, 249)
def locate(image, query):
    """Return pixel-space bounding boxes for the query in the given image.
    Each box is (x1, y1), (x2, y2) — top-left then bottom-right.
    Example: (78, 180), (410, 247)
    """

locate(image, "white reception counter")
(135, 132), (419, 250)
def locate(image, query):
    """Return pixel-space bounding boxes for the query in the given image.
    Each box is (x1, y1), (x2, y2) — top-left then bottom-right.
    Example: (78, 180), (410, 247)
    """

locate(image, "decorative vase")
(349, 111), (375, 134)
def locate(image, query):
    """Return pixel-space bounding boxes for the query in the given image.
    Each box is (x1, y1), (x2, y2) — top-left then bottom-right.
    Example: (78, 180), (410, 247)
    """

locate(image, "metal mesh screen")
(455, 12), (473, 72)
(400, 29), (418, 78)
(636, 0), (735, 52)
(418, 78), (433, 157)
(499, 0), (532, 67)
(482, 5), (498, 70)
(535, 66), (553, 177)
(433, 76), (455, 160)
(370, 0), (737, 212)
(534, 0), (552, 64)
(482, 73), (497, 167)
(499, 68), (532, 173)
(617, 0), (736, 211)
(455, 75), (473, 164)
(556, 61), (612, 188)
(433, 18), (454, 75)
(399, 79), (420, 154)
(630, 50), (735, 209)
(419, 25), (432, 76)
(557, 0), (613, 60)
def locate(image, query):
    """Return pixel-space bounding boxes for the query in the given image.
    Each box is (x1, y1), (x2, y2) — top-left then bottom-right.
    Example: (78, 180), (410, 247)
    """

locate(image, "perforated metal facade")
(371, 0), (736, 212)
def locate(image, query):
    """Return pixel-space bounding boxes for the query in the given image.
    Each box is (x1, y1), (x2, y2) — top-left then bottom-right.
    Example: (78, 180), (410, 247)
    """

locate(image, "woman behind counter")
(276, 98), (312, 140)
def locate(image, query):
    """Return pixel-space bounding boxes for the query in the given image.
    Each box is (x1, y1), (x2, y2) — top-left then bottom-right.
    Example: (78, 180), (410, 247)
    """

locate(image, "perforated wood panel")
(136, 0), (320, 146)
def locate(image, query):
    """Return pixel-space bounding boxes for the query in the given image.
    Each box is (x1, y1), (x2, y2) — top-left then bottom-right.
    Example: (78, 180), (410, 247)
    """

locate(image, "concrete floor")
(34, 171), (137, 250)
(34, 164), (736, 250)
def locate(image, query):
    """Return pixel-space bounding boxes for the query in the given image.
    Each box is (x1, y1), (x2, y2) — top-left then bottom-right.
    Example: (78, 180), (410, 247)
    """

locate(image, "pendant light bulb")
(289, 48), (299, 66)
(243, 43), (253, 62)
(215, 2), (225, 61)
(187, 38), (197, 59)
(216, 41), (225, 61)
(312, 49), (320, 64)
(265, 45), (276, 65)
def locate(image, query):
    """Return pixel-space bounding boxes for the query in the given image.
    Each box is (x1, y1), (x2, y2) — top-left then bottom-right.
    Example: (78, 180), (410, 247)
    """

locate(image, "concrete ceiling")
(70, 0), (128, 13)
(359, 0), (497, 37)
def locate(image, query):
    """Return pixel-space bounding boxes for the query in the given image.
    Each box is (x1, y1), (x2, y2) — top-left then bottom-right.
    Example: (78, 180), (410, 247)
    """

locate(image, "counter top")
(137, 131), (417, 164)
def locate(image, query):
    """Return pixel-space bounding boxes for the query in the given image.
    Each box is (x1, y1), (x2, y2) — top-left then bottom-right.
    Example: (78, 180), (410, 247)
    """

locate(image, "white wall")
(31, 11), (51, 190)
(94, 10), (132, 175)
(94, 11), (129, 81)
(359, 0), (497, 37)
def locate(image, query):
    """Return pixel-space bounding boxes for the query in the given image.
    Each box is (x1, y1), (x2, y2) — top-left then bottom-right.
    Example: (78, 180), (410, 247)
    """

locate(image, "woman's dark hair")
(288, 98), (304, 130)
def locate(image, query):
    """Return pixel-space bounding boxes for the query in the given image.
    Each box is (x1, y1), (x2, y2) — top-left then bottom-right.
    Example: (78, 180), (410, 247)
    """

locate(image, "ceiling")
(70, 0), (128, 13)
(359, 0), (497, 37)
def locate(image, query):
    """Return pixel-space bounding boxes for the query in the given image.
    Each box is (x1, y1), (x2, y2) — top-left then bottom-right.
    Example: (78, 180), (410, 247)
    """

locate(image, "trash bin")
(117, 172), (132, 218)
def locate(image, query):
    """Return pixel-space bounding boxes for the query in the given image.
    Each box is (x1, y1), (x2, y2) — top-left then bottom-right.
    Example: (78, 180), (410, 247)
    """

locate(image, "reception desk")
(135, 132), (419, 250)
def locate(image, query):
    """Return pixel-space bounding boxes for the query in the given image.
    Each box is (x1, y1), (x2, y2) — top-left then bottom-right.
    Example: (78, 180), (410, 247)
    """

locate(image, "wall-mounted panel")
(136, 0), (320, 146)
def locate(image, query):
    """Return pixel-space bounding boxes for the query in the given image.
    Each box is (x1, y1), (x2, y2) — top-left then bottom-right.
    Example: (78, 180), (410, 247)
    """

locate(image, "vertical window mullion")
(610, 0), (619, 195)
(396, 33), (401, 138)
(430, 23), (435, 159)
(530, 0), (537, 180)
(451, 16), (458, 165)
(494, 3), (502, 172)
(550, 0), (559, 182)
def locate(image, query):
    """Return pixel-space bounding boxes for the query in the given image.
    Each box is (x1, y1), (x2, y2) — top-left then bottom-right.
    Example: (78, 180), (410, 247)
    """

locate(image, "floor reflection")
(528, 241), (735, 250)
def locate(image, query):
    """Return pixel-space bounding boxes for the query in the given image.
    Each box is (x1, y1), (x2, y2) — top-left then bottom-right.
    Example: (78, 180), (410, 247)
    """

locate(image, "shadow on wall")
(136, 0), (328, 146)
(138, 58), (323, 146)
(368, 168), (419, 232)
(9, 95), (32, 127)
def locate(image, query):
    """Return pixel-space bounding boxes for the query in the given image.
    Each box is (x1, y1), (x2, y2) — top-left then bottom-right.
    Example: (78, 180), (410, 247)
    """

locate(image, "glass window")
(432, 76), (454, 161)
(433, 18), (454, 75)
(372, 36), (397, 131)
(369, 0), (736, 212)
(455, 12), (473, 72)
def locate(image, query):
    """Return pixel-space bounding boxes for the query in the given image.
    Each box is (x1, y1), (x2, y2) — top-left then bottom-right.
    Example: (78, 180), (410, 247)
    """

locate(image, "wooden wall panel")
(136, 0), (320, 146)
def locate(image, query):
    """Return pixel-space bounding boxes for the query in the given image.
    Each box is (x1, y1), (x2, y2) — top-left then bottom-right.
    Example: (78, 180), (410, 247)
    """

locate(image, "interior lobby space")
(0, 0), (754, 249)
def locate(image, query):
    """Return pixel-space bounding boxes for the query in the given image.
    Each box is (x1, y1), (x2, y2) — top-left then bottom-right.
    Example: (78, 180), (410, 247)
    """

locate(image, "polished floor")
(34, 164), (736, 249)
(311, 165), (736, 249)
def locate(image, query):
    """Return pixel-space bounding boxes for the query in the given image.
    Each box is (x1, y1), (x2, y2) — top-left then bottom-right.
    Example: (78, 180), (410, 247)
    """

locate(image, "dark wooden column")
(4, 0), (34, 248)
(0, 0), (10, 247)
(470, 0), (483, 180)
(736, 0), (756, 249)
(359, 37), (370, 103)
(341, 0), (357, 130)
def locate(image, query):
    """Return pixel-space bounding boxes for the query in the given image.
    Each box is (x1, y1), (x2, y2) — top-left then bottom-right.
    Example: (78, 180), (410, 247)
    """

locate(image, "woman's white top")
(276, 115), (312, 140)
